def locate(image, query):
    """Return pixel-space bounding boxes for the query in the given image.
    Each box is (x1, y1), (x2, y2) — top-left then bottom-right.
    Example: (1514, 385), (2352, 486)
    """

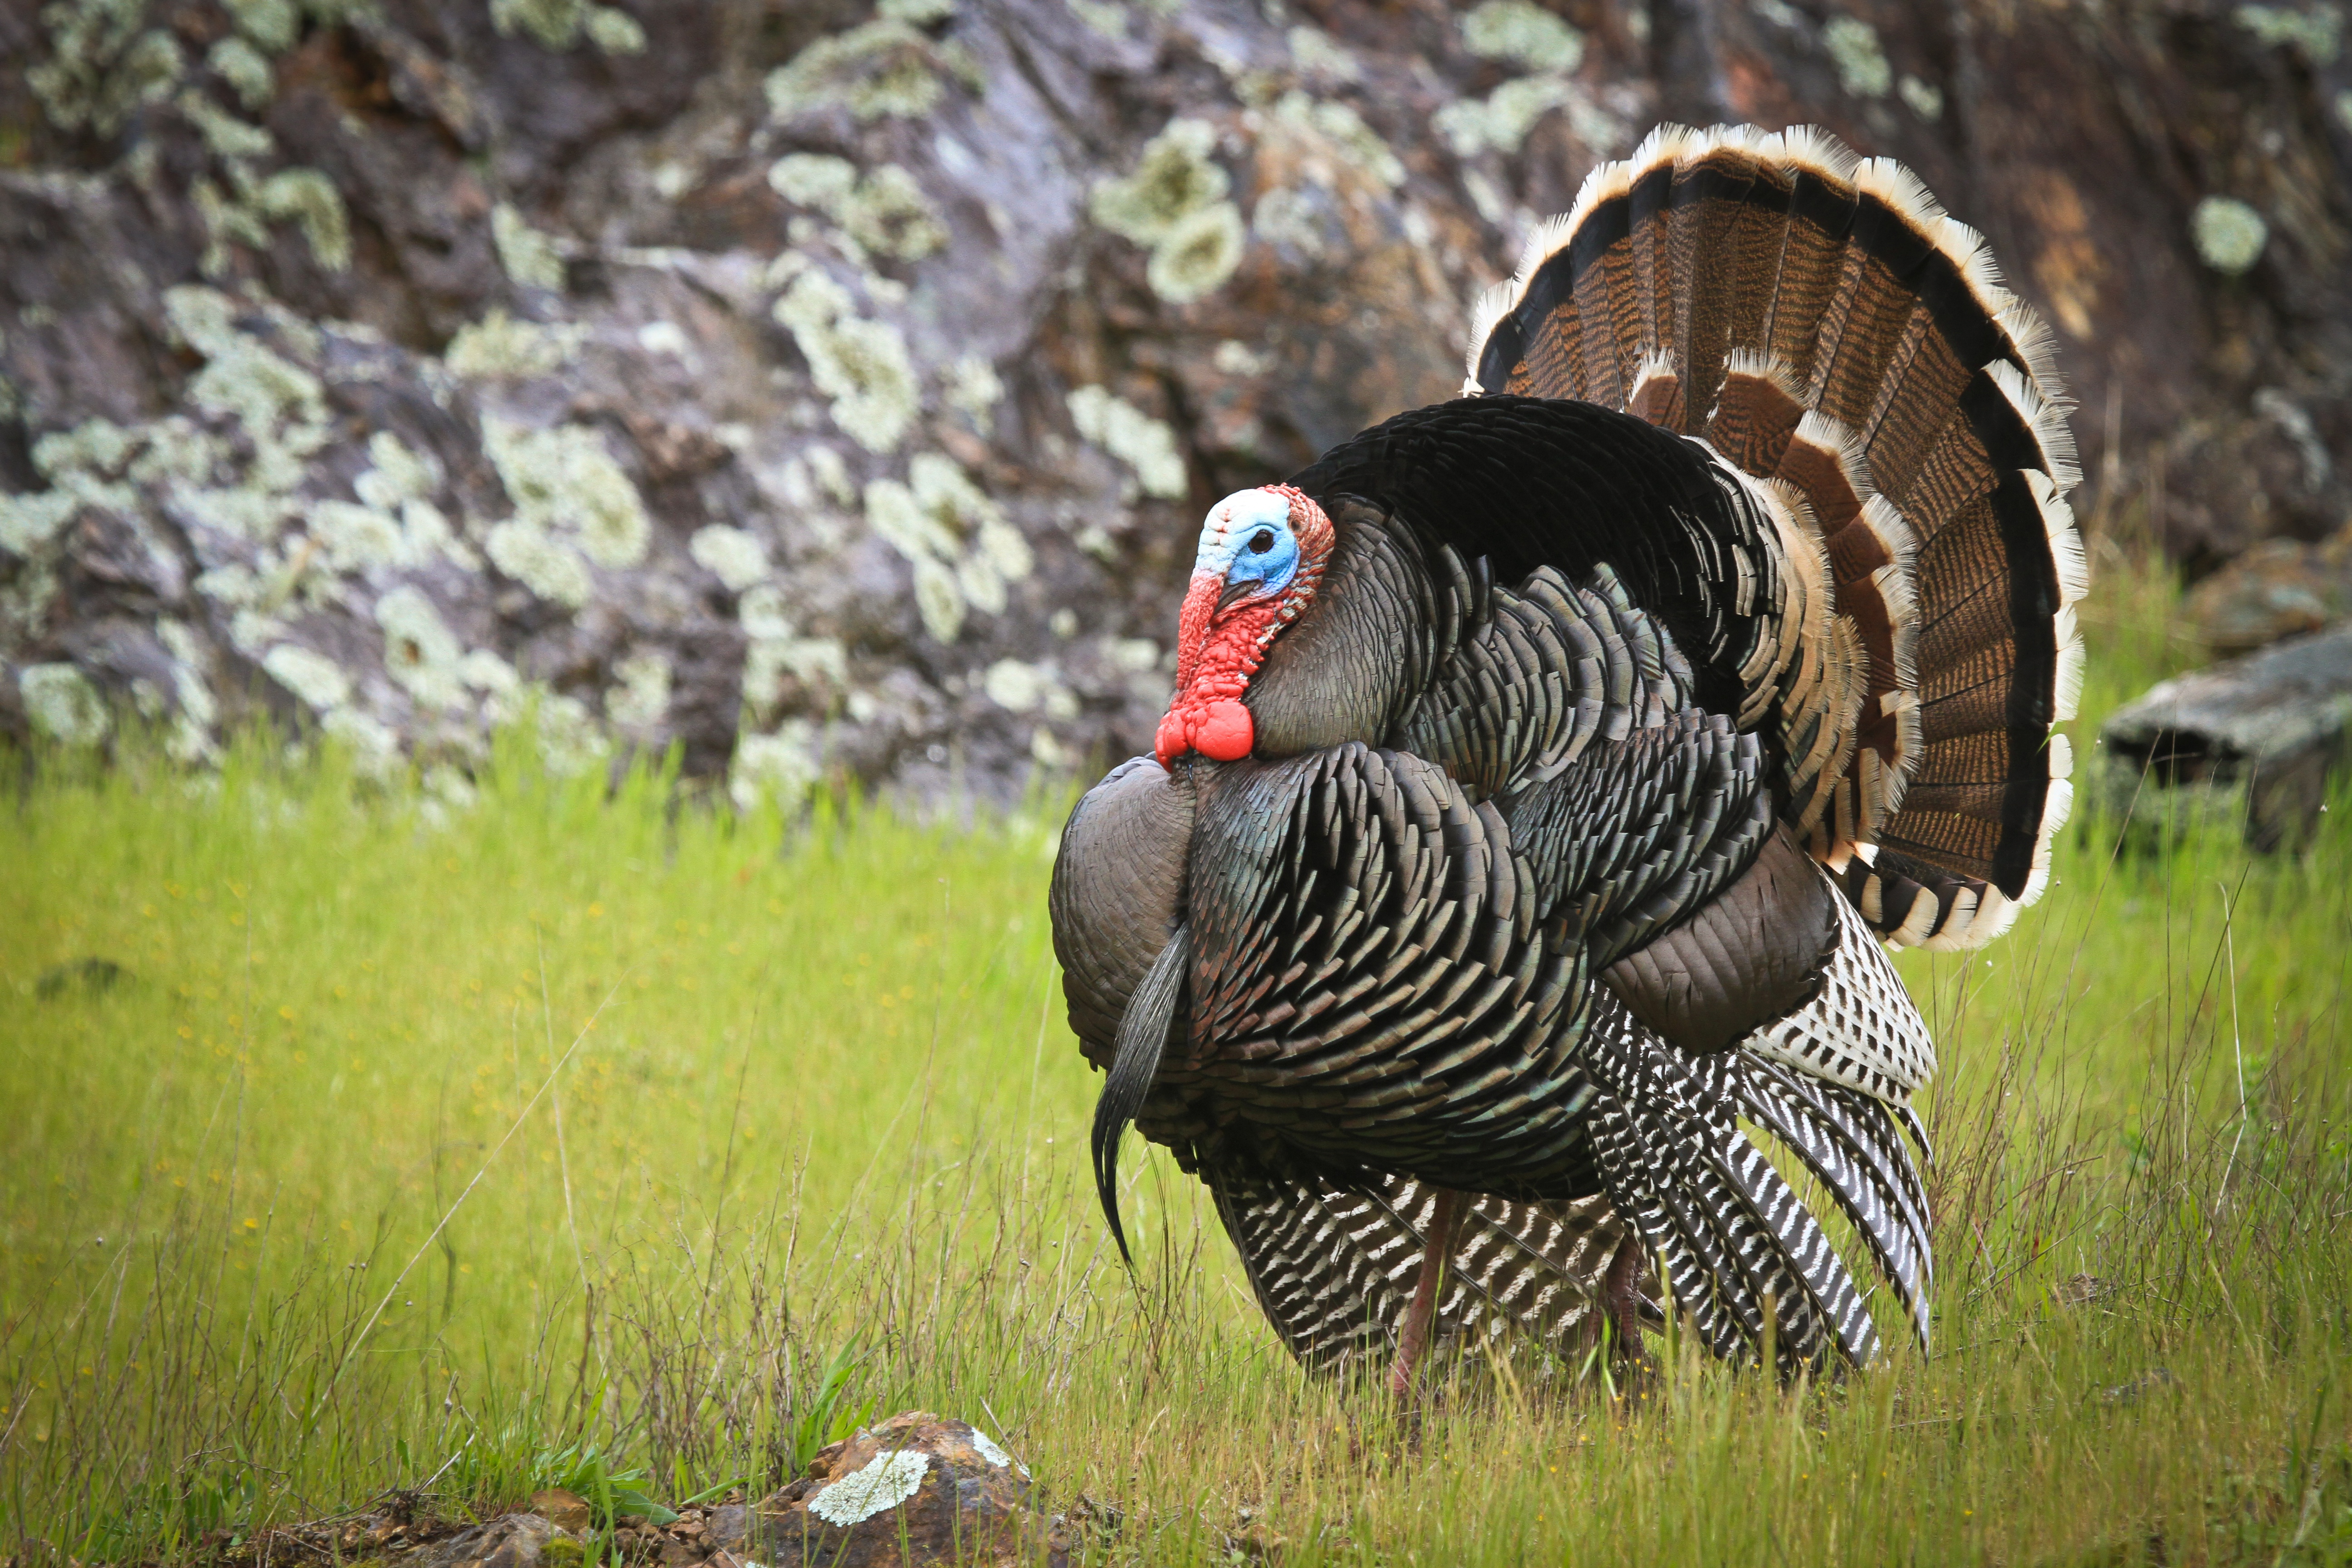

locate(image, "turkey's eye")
(1248, 529), (1275, 554)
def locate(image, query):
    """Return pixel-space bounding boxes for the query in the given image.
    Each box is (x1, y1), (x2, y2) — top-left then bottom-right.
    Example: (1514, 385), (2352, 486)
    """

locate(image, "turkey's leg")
(1603, 1230), (1646, 1352)
(1387, 1186), (1467, 1400)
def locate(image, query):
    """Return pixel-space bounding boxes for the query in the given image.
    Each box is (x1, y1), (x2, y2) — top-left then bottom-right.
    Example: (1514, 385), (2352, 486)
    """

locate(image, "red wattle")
(1154, 709), (1190, 770)
(1192, 699), (1253, 760)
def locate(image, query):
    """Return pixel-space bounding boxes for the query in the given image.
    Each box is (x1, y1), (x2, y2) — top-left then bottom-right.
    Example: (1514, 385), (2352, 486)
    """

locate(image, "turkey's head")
(1155, 485), (1333, 768)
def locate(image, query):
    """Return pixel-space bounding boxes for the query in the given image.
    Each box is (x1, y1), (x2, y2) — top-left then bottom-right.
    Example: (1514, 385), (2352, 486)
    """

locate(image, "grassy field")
(4, 550), (2350, 1566)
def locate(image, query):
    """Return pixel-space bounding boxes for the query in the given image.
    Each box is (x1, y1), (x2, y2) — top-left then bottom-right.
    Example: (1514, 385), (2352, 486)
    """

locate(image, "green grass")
(4, 551), (2350, 1566)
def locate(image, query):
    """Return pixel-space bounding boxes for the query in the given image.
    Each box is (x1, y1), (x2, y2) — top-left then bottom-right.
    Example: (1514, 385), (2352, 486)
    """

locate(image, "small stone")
(530, 1490), (593, 1534)
(414, 1513), (559, 1568)
(699, 1505), (748, 1555)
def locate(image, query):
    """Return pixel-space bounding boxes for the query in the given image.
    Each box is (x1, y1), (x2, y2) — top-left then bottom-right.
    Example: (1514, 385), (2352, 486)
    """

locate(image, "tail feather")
(1210, 1169), (1632, 1374)
(1467, 123), (2083, 952)
(1735, 1058), (1933, 1347)
(1582, 994), (1888, 1374)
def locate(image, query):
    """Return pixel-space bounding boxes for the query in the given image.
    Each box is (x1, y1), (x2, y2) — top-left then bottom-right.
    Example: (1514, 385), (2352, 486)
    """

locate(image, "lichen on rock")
(446, 310), (582, 379)
(765, 20), (971, 123)
(1823, 16), (1893, 98)
(690, 525), (770, 592)
(769, 158), (948, 262)
(20, 663), (111, 745)
(1460, 0), (1585, 73)
(2193, 196), (2269, 274)
(773, 271), (920, 453)
(1068, 386), (1187, 499)
(492, 204), (568, 292)
(483, 419), (652, 582)
(1092, 118), (1230, 246)
(256, 168), (352, 271)
(491, 0), (647, 54)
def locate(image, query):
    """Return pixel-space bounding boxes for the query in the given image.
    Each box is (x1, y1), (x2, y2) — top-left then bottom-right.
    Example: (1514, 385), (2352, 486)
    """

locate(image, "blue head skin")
(1193, 488), (1303, 611)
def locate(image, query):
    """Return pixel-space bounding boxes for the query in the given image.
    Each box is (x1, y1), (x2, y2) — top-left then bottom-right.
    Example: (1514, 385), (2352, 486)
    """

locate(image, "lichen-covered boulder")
(3, 0), (2348, 801)
(749, 1411), (1061, 1568)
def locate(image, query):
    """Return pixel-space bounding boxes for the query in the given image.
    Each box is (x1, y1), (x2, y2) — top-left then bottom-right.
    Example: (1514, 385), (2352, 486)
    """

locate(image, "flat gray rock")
(2100, 625), (2352, 848)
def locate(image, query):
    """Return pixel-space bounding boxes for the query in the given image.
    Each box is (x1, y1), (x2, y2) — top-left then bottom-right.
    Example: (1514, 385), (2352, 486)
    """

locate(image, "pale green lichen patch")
(1823, 16), (1892, 97)
(738, 583), (848, 726)
(491, 0), (648, 54)
(769, 157), (948, 261)
(20, 662), (111, 745)
(226, 0), (299, 52)
(375, 585), (467, 710)
(446, 309), (582, 378)
(493, 204), (568, 291)
(1272, 91), (1406, 188)
(162, 284), (333, 496)
(1287, 25), (1362, 80)
(1146, 201), (1245, 303)
(30, 8), (183, 136)
(689, 524), (769, 591)
(983, 657), (1078, 720)
(263, 642), (352, 711)
(484, 418), (652, 580)
(208, 36), (275, 108)
(2193, 196), (2269, 274)
(1898, 73), (1944, 120)
(766, 20), (973, 122)
(2234, 2), (2342, 63)
(943, 356), (1003, 421)
(1092, 119), (1229, 246)
(773, 271), (920, 453)
(355, 431), (440, 512)
(864, 454), (1031, 642)
(1092, 119), (1250, 305)
(769, 153), (859, 210)
(1460, 0), (1585, 72)
(0, 490), (80, 557)
(257, 168), (352, 271)
(605, 649), (671, 729)
(1435, 74), (1573, 156)
(1068, 385), (1186, 499)
(309, 500), (407, 570)
(731, 720), (821, 809)
(194, 178), (270, 277)
(176, 89), (274, 158)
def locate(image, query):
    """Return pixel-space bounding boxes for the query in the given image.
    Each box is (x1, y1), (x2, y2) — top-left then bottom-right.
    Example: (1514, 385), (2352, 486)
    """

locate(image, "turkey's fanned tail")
(1466, 123), (2084, 952)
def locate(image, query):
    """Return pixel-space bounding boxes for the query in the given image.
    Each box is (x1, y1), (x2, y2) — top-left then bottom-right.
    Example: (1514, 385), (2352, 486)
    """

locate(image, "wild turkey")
(1050, 125), (2085, 1385)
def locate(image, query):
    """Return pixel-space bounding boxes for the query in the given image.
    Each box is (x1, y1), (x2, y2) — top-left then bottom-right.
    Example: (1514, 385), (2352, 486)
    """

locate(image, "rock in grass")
(416, 1512), (562, 1568)
(750, 1411), (1063, 1567)
(2100, 623), (2352, 850)
(529, 1489), (594, 1534)
(2184, 525), (2352, 653)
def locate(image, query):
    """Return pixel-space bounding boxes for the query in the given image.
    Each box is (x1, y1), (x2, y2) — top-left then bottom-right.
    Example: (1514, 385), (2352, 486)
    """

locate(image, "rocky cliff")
(3, 0), (2347, 800)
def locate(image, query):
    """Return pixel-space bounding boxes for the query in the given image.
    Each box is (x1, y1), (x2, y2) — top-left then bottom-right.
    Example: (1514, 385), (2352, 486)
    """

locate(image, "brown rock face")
(1, 0), (2347, 795)
(2183, 524), (2352, 652)
(416, 1512), (562, 1568)
(750, 1411), (1058, 1567)
(529, 1488), (596, 1536)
